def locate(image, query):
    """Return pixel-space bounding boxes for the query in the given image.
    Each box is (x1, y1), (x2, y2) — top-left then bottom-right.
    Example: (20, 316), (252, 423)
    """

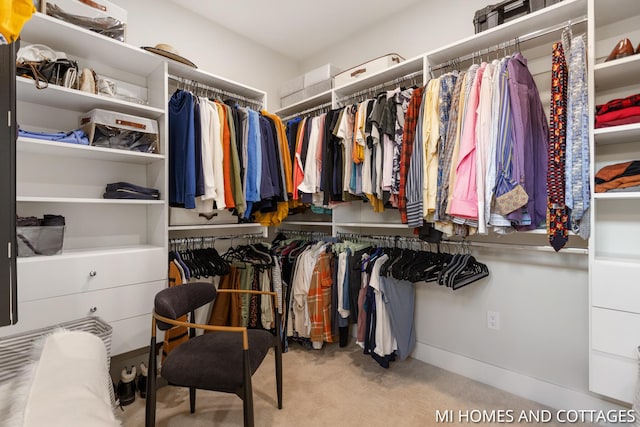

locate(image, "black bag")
(17, 58), (78, 89)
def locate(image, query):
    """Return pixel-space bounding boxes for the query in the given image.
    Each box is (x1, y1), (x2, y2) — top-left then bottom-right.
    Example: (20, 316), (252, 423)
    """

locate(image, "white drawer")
(0, 280), (165, 338)
(110, 314), (154, 356)
(592, 307), (640, 359)
(18, 247), (166, 302)
(592, 259), (640, 313)
(590, 350), (637, 404)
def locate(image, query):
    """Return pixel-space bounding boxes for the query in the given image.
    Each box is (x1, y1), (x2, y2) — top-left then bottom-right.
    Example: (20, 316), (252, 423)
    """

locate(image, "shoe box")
(473, 0), (563, 34)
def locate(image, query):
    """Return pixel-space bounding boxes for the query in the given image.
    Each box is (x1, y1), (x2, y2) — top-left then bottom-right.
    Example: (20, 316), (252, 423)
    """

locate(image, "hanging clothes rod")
(429, 15), (588, 75)
(277, 229), (329, 238)
(336, 70), (423, 106)
(281, 101), (333, 122)
(168, 74), (264, 108)
(169, 232), (266, 247)
(336, 232), (588, 255)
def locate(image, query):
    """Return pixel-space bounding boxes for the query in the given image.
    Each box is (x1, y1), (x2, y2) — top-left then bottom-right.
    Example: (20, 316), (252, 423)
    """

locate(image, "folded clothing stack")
(595, 93), (640, 128)
(103, 182), (160, 200)
(18, 127), (90, 145)
(595, 161), (640, 193)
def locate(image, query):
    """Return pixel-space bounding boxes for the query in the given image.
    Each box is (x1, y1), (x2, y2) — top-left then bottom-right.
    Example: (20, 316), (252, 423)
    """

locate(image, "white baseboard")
(411, 342), (626, 413)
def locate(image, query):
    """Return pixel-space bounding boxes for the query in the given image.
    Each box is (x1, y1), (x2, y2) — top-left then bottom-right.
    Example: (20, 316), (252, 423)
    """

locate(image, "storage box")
(334, 53), (405, 88)
(0, 316), (112, 384)
(280, 79), (333, 108)
(16, 225), (65, 257)
(279, 75), (304, 98)
(304, 64), (341, 88)
(42, 0), (127, 42)
(474, 0), (531, 34)
(80, 109), (159, 153)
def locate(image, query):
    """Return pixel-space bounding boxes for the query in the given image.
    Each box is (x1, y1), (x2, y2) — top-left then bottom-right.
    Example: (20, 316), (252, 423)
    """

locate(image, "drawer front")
(18, 247), (166, 302)
(592, 259), (640, 313)
(592, 307), (640, 359)
(590, 350), (636, 404)
(0, 280), (166, 339)
(110, 314), (154, 356)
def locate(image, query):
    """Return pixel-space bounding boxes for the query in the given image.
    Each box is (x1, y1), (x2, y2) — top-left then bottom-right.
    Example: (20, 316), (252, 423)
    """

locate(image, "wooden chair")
(145, 282), (282, 427)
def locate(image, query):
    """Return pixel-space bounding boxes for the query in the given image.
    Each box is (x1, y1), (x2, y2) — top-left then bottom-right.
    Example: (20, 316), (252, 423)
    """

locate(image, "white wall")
(300, 0), (480, 73)
(110, 0), (300, 111)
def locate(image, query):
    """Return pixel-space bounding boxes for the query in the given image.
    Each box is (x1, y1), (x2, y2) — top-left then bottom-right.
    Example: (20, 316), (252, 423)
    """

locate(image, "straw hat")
(142, 44), (197, 68)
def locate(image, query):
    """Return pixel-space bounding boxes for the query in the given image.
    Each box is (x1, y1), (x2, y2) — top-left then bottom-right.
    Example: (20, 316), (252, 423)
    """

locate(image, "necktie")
(548, 42), (569, 251)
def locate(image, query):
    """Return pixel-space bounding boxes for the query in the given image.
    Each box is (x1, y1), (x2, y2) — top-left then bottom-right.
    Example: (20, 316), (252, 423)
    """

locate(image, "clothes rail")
(277, 229), (329, 239)
(336, 232), (588, 255)
(429, 15), (588, 76)
(168, 74), (264, 108)
(169, 232), (266, 249)
(336, 70), (423, 106)
(281, 101), (333, 122)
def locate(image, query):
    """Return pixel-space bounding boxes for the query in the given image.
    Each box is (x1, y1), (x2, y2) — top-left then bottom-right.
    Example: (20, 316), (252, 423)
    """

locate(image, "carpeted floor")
(119, 343), (594, 427)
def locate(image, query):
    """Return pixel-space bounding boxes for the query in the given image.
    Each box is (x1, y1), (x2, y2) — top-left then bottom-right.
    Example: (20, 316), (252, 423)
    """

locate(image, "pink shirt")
(449, 63), (486, 219)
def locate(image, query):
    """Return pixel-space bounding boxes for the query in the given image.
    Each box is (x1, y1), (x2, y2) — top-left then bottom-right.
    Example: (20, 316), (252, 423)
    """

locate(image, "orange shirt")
(217, 102), (235, 209)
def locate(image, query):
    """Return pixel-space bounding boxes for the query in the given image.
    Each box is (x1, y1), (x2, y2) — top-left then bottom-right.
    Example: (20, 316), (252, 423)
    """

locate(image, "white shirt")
(369, 254), (397, 357)
(476, 62), (495, 234)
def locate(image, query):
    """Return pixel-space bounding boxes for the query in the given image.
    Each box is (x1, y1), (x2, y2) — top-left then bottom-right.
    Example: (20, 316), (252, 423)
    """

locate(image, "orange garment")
(162, 261), (188, 361)
(217, 102), (235, 209)
(208, 265), (242, 327)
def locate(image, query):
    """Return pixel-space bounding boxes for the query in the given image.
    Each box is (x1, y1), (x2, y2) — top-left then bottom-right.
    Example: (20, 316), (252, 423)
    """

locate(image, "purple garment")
(506, 53), (549, 230)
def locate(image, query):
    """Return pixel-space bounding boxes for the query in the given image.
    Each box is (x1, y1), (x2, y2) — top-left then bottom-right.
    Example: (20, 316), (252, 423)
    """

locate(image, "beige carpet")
(119, 343), (593, 427)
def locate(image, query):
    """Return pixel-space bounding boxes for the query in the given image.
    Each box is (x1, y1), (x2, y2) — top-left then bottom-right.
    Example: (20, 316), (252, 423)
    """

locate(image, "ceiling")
(170, 0), (423, 62)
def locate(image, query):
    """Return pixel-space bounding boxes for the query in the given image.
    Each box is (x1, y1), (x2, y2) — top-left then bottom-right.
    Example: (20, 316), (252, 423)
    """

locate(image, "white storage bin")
(304, 64), (341, 87)
(80, 108), (159, 153)
(334, 53), (405, 88)
(42, 0), (127, 41)
(280, 79), (333, 108)
(279, 75), (304, 98)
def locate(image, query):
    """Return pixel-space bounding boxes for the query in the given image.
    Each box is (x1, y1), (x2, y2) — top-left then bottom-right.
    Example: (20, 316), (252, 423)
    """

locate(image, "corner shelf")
(17, 196), (164, 204)
(17, 137), (164, 164)
(593, 123), (640, 146)
(594, 54), (640, 93)
(16, 77), (165, 118)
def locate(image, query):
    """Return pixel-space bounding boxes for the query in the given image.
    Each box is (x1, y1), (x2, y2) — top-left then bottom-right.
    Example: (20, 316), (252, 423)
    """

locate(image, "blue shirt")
(169, 90), (196, 209)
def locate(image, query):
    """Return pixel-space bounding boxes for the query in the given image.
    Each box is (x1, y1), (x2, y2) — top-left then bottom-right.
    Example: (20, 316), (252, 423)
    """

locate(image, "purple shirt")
(506, 53), (549, 230)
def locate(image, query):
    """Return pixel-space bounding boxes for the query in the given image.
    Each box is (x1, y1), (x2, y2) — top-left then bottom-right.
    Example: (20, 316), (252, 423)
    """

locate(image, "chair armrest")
(153, 311), (250, 349)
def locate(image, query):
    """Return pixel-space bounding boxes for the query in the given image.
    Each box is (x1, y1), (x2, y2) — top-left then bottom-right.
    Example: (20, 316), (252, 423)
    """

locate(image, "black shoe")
(117, 366), (137, 406)
(137, 362), (148, 399)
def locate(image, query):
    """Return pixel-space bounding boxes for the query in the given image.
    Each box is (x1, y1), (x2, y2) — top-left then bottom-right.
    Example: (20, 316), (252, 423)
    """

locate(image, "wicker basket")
(0, 316), (112, 384)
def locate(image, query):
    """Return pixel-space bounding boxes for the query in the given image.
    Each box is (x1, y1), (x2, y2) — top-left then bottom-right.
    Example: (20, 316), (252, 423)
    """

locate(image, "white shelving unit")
(4, 12), (169, 356)
(588, 0), (640, 404)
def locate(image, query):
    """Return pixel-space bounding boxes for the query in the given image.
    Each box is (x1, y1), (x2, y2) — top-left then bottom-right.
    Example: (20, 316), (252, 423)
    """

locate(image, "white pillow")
(2, 330), (120, 427)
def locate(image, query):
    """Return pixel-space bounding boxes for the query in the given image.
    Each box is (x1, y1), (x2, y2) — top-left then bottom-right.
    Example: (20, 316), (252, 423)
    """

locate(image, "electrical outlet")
(487, 311), (501, 330)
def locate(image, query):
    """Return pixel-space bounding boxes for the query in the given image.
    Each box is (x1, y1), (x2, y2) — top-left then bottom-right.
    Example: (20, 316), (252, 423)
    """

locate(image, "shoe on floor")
(117, 365), (137, 406)
(137, 362), (148, 399)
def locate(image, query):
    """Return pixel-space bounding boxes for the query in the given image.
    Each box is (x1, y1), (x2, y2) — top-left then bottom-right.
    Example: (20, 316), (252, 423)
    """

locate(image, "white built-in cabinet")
(0, 12), (269, 356)
(588, 0), (640, 404)
(276, 0), (639, 404)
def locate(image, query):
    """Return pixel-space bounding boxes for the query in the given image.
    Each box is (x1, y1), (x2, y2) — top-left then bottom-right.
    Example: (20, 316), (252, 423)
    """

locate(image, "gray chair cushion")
(155, 282), (216, 330)
(161, 329), (274, 393)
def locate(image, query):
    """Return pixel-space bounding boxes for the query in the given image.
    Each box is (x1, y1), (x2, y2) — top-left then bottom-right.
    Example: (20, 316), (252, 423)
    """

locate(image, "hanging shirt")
(244, 109), (261, 216)
(449, 63), (485, 220)
(475, 63), (495, 234)
(422, 78), (441, 220)
(169, 90), (196, 209)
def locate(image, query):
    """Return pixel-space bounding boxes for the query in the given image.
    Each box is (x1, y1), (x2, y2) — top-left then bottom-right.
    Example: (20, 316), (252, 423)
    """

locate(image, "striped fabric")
(406, 87), (429, 228)
(398, 86), (425, 223)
